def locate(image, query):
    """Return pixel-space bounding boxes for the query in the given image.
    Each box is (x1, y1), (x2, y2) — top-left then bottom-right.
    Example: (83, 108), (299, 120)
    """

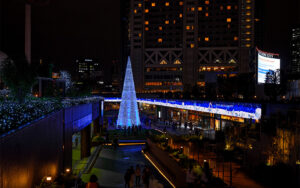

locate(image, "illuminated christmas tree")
(117, 57), (141, 127)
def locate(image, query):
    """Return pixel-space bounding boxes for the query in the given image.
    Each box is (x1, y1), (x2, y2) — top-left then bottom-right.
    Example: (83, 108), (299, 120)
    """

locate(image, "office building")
(291, 26), (300, 74)
(130, 0), (255, 93)
(76, 58), (104, 85)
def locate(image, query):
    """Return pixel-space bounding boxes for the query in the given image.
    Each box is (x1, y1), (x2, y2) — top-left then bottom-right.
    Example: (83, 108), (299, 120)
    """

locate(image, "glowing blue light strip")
(104, 98), (262, 120)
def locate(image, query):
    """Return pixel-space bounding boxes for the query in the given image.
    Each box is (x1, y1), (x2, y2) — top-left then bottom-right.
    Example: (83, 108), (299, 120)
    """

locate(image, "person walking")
(129, 166), (135, 188)
(86, 174), (99, 188)
(124, 169), (131, 188)
(135, 164), (141, 186)
(186, 166), (196, 188)
(142, 166), (151, 188)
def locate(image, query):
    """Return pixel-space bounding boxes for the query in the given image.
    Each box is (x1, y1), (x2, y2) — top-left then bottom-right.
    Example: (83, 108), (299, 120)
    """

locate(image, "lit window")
(246, 38), (251, 41)
(205, 37), (209, 42)
(186, 25), (190, 30)
(134, 9), (137, 14)
(174, 60), (182, 64)
(165, 2), (169, 6)
(246, 12), (251, 16)
(158, 38), (163, 43)
(246, 25), (251, 28)
(191, 7), (195, 11)
(160, 60), (167, 64)
(246, 44), (251, 47)
(145, 21), (149, 25)
(159, 26), (163, 30)
(205, 1), (209, 5)
(205, 13), (209, 17)
(229, 59), (236, 64)
(246, 18), (251, 22)
(138, 3), (142, 7)
(145, 27), (149, 31)
(227, 18), (232, 23)
(191, 25), (194, 30)
(246, 0), (251, 3)
(220, 6), (224, 10)
(138, 33), (142, 37)
(179, 1), (183, 6)
(234, 36), (238, 41)
(190, 43), (195, 48)
(246, 6), (251, 9)
(145, 9), (149, 13)
(198, 7), (203, 11)
(246, 31), (251, 35)
(151, 2), (156, 7)
(179, 13), (183, 18)
(173, 20), (176, 24)
(227, 5), (231, 10)
(165, 20), (169, 24)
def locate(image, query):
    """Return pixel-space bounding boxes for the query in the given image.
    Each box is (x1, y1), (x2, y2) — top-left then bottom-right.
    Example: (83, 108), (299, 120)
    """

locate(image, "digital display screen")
(257, 52), (280, 84)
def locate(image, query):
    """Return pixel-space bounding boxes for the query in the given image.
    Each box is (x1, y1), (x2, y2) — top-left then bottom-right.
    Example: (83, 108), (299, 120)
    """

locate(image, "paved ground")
(82, 145), (171, 188)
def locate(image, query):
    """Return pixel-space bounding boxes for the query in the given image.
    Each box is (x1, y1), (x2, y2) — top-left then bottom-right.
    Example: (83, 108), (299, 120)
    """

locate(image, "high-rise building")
(291, 26), (300, 74)
(76, 58), (104, 85)
(130, 0), (255, 93)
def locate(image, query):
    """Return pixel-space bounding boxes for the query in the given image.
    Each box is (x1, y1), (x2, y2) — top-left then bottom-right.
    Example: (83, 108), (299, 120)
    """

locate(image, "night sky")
(1, 0), (300, 81)
(31, 0), (121, 82)
(262, 0), (300, 68)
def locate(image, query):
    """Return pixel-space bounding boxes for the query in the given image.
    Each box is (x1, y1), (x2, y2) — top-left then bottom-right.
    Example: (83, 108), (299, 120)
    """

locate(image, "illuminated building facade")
(291, 26), (300, 74)
(130, 0), (255, 93)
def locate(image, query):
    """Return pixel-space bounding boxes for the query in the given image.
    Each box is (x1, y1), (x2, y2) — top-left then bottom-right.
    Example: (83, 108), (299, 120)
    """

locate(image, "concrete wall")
(0, 102), (101, 188)
(147, 139), (187, 187)
(0, 110), (64, 188)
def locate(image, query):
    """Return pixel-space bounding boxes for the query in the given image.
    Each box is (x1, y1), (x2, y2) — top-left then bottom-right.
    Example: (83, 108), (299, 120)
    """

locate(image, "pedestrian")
(142, 166), (151, 188)
(124, 169), (131, 188)
(135, 164), (141, 186)
(186, 166), (196, 188)
(129, 166), (135, 188)
(86, 174), (99, 188)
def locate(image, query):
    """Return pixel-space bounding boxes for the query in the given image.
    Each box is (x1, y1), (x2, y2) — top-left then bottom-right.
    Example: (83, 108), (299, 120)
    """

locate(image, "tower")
(130, 0), (255, 93)
(117, 57), (141, 127)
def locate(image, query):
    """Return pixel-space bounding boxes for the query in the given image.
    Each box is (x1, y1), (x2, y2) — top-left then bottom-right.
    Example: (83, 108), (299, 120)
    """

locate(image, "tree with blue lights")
(117, 57), (140, 127)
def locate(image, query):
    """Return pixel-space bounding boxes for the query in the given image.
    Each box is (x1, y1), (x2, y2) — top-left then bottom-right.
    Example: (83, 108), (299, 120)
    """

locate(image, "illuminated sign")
(257, 48), (280, 84)
(104, 98), (262, 120)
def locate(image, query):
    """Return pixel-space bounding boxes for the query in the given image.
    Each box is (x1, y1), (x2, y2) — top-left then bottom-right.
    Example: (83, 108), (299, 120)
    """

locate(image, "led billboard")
(257, 49), (280, 84)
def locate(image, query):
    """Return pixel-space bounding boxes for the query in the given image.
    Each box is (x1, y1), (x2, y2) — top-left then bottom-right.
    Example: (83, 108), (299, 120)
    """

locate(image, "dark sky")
(1, 0), (300, 79)
(31, 0), (121, 82)
(261, 0), (300, 68)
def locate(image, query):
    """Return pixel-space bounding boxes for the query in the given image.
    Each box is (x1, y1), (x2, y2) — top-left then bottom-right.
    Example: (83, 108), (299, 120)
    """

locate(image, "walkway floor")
(82, 145), (171, 188)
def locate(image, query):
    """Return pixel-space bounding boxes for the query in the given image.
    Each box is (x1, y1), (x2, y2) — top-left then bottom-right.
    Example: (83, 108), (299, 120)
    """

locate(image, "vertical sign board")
(257, 48), (281, 84)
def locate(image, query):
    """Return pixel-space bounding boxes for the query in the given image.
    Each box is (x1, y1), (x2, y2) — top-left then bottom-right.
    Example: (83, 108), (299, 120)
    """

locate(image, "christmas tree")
(117, 57), (141, 127)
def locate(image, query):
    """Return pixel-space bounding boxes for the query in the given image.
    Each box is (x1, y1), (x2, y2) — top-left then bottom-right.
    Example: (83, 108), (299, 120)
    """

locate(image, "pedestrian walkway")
(82, 145), (170, 188)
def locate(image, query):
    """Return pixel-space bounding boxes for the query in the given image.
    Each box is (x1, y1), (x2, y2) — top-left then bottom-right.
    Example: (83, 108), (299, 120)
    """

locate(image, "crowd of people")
(123, 125), (143, 136)
(124, 165), (151, 188)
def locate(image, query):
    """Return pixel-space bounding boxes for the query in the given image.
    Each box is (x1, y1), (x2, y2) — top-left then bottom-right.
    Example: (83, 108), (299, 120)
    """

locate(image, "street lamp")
(46, 175), (52, 182)
(65, 168), (71, 173)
